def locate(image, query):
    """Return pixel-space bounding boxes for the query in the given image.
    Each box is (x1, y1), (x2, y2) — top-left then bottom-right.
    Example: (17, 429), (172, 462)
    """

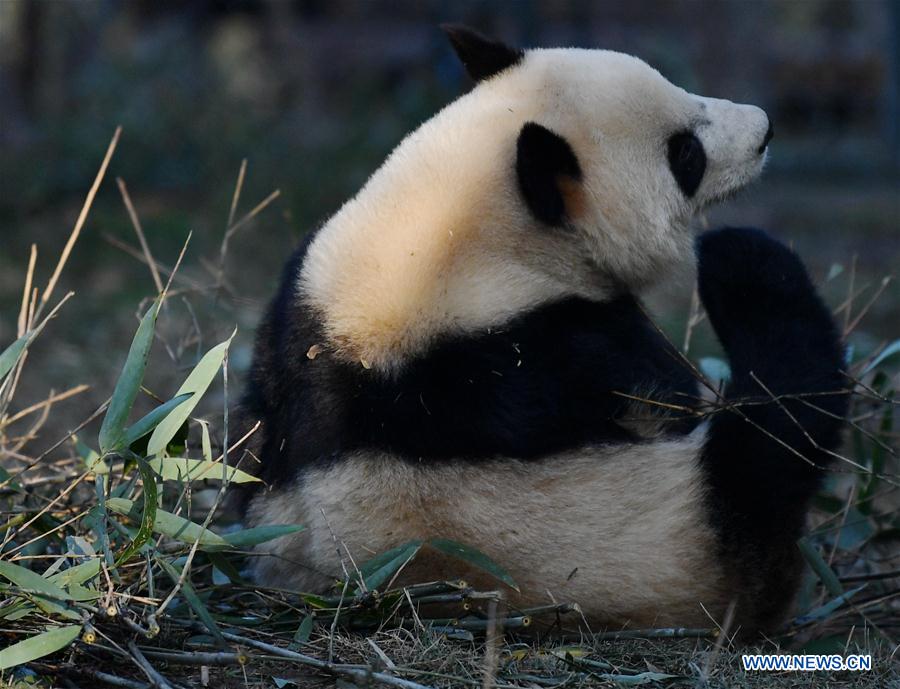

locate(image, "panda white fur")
(239, 26), (846, 633)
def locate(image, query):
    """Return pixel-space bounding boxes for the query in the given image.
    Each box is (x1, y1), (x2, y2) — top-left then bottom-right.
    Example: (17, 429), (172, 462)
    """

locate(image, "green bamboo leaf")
(207, 552), (244, 585)
(862, 339), (900, 374)
(0, 333), (29, 383)
(73, 437), (108, 475)
(797, 634), (847, 655)
(147, 333), (234, 457)
(298, 593), (333, 609)
(221, 524), (305, 548)
(796, 584), (866, 624)
(146, 457), (260, 484)
(65, 584), (101, 602)
(834, 508), (876, 550)
(90, 478), (116, 571)
(595, 672), (678, 685)
(98, 302), (159, 453)
(114, 458), (159, 565)
(122, 393), (193, 448)
(0, 465), (22, 490)
(290, 614), (314, 650)
(157, 557), (226, 646)
(0, 562), (79, 619)
(0, 624), (82, 670)
(427, 538), (519, 592)
(861, 396), (894, 508)
(826, 263), (844, 281)
(699, 356), (731, 384)
(358, 540), (422, 591)
(0, 562), (71, 601)
(47, 559), (100, 589)
(1, 600), (35, 621)
(106, 497), (230, 550)
(797, 537), (843, 596)
(198, 419), (213, 462)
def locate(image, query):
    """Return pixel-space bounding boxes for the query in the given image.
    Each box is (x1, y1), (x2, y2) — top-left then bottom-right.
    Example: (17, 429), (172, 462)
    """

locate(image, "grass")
(0, 128), (898, 689)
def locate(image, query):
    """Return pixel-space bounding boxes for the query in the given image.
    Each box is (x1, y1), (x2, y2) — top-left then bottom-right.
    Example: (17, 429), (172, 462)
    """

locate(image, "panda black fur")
(238, 26), (847, 633)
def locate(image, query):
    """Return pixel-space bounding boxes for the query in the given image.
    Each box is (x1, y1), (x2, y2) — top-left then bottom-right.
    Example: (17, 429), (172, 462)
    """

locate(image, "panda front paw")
(695, 226), (834, 357)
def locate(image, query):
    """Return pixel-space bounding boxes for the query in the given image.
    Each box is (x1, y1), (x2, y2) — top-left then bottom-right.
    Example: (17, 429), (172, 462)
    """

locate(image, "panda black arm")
(697, 227), (847, 498)
(352, 295), (700, 461)
(696, 227), (848, 625)
(245, 256), (701, 480)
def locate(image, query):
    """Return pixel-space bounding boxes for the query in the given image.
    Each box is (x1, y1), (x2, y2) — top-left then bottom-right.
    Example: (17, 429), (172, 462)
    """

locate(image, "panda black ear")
(516, 123), (583, 227)
(441, 24), (523, 81)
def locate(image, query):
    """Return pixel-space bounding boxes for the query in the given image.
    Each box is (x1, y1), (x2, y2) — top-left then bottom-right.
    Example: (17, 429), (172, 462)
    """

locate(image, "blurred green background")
(0, 0), (898, 440)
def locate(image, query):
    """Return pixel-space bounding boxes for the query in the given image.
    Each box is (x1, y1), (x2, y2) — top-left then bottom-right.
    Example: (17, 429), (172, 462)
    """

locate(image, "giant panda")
(238, 25), (847, 633)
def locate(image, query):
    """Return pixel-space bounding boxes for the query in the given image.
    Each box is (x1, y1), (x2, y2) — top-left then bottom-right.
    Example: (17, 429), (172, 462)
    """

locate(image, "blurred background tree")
(0, 0), (897, 437)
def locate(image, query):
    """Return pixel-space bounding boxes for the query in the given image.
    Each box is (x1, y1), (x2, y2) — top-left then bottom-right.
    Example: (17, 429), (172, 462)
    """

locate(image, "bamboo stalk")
(117, 177), (164, 294)
(592, 627), (717, 640)
(78, 669), (150, 689)
(412, 591), (472, 605)
(210, 628), (435, 689)
(127, 640), (176, 689)
(17, 244), (37, 337)
(404, 580), (468, 597)
(40, 126), (121, 316)
(139, 649), (246, 666)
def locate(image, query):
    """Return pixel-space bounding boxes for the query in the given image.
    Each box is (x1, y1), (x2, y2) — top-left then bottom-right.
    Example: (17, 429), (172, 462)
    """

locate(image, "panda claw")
(696, 227), (827, 354)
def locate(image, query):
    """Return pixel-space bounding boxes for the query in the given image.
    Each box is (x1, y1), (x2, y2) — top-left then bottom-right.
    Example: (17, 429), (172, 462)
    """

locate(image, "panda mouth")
(701, 178), (753, 208)
(700, 152), (768, 209)
(757, 122), (775, 155)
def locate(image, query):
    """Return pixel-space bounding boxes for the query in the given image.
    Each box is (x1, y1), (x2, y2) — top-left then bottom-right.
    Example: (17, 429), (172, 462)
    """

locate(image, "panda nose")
(758, 118), (774, 154)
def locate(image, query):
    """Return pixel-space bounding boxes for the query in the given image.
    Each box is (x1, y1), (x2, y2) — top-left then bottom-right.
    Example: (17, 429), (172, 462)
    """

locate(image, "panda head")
(301, 26), (773, 370)
(443, 25), (772, 286)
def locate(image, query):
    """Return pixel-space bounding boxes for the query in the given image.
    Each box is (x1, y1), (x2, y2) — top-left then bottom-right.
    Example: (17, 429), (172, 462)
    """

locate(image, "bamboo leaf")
(359, 540), (422, 591)
(147, 333), (234, 457)
(0, 624), (82, 670)
(796, 584), (867, 624)
(106, 497), (230, 550)
(290, 614), (314, 650)
(2, 597), (73, 621)
(699, 356), (731, 384)
(1, 600), (35, 622)
(299, 593), (333, 609)
(74, 437), (108, 475)
(798, 634), (848, 655)
(198, 419), (213, 462)
(0, 465), (22, 491)
(797, 537), (843, 596)
(595, 672), (678, 685)
(834, 508), (875, 550)
(428, 538), (519, 592)
(221, 524), (305, 548)
(862, 339), (900, 374)
(0, 561), (72, 600)
(65, 584), (101, 602)
(207, 552), (244, 585)
(47, 559), (100, 589)
(147, 457), (260, 484)
(157, 557), (226, 646)
(122, 392), (193, 447)
(0, 562), (79, 619)
(826, 263), (844, 281)
(114, 457), (159, 565)
(99, 302), (159, 453)
(0, 333), (29, 383)
(861, 395), (894, 508)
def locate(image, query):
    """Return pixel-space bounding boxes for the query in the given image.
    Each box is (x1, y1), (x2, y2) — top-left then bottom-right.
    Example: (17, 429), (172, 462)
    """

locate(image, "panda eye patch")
(667, 132), (706, 198)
